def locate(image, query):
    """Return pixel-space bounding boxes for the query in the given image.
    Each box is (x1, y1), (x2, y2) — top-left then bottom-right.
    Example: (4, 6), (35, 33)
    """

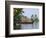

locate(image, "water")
(21, 24), (33, 29)
(21, 23), (39, 29)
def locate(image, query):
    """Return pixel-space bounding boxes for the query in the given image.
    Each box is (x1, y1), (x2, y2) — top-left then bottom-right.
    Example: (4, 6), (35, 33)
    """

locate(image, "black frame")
(5, 1), (45, 37)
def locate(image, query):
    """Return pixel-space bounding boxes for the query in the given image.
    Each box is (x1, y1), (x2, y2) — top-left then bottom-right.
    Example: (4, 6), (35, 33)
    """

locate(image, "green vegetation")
(14, 8), (24, 30)
(31, 15), (34, 22)
(31, 14), (39, 23)
(34, 15), (39, 23)
(14, 8), (24, 20)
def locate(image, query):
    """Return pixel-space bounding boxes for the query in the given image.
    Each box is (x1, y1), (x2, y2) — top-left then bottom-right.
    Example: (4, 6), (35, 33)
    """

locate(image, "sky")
(22, 8), (39, 18)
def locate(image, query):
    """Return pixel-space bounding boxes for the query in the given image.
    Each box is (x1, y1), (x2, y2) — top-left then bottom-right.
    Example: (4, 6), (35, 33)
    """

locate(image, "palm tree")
(14, 8), (24, 29)
(34, 14), (39, 23)
(34, 14), (39, 29)
(14, 8), (24, 21)
(31, 15), (34, 22)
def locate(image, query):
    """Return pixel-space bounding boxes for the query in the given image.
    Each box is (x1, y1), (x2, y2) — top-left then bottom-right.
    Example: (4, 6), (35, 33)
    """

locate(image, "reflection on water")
(21, 24), (33, 29)
(21, 23), (39, 29)
(14, 22), (39, 30)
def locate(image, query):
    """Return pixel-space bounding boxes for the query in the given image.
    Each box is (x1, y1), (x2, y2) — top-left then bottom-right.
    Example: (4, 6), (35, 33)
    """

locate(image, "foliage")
(34, 14), (39, 23)
(31, 15), (34, 22)
(14, 8), (24, 20)
(14, 8), (24, 29)
(31, 14), (39, 23)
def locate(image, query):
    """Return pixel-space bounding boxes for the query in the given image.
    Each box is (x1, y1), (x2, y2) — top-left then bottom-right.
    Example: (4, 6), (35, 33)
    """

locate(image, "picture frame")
(5, 1), (45, 37)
